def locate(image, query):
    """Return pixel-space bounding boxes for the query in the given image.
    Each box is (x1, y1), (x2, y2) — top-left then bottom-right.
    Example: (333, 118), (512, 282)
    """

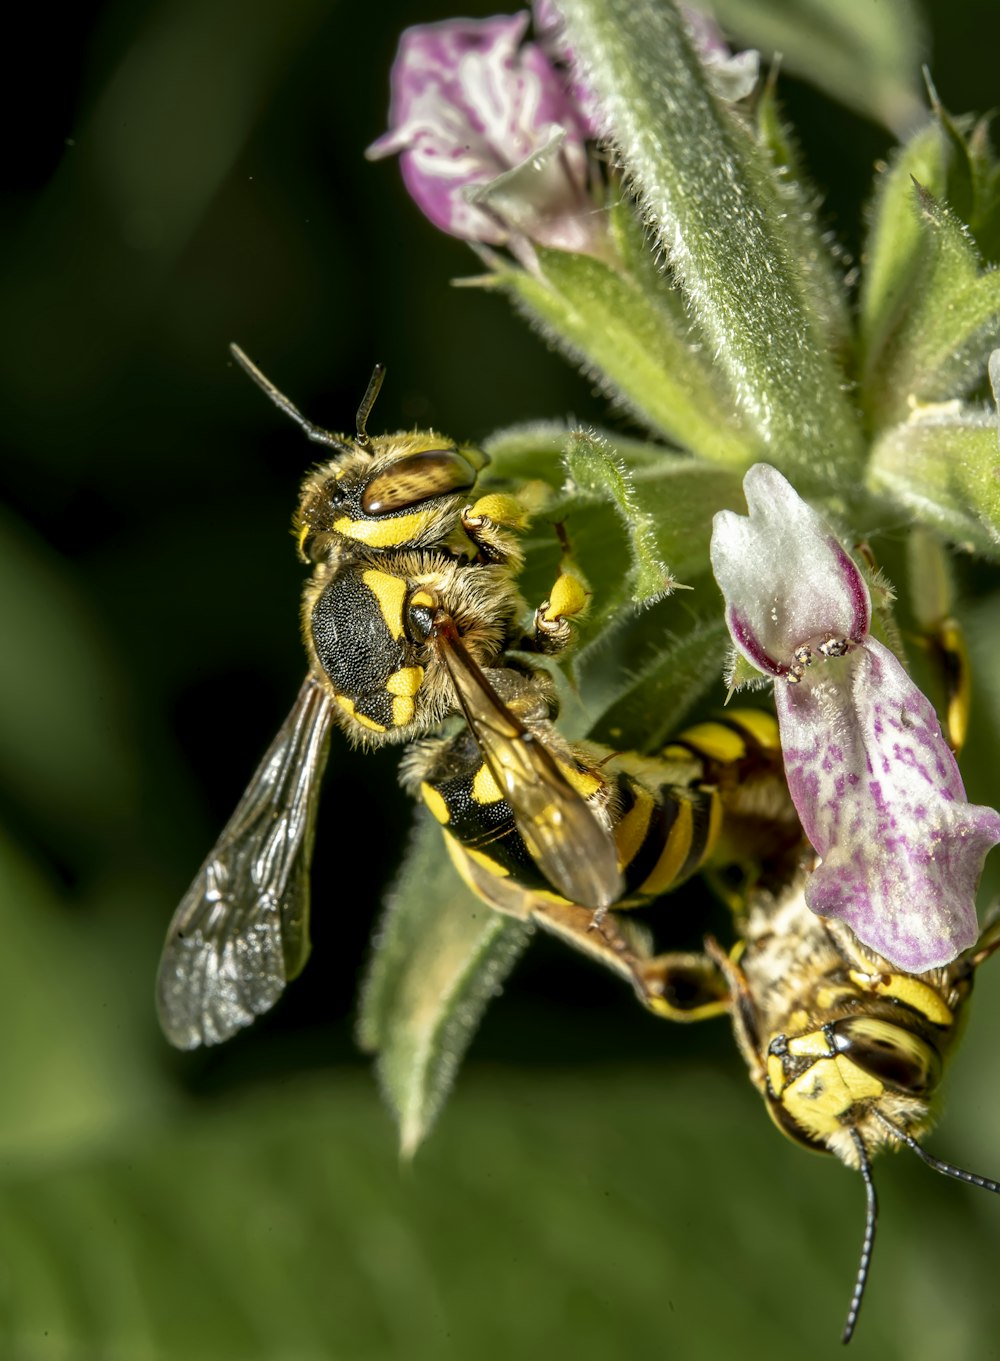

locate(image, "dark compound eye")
(830, 1016), (941, 1095)
(361, 450), (477, 516)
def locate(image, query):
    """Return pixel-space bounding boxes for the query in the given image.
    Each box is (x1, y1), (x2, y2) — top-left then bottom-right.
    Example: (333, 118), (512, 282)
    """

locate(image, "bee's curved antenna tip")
(842, 1130), (877, 1345)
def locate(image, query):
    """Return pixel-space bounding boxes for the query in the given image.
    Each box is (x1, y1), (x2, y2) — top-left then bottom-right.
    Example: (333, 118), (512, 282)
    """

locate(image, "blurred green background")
(4, 0), (1000, 1357)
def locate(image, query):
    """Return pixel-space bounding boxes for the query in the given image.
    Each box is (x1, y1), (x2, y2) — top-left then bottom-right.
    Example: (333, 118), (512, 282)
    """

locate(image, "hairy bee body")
(302, 546), (523, 743)
(157, 349), (619, 1050)
(731, 882), (976, 1167)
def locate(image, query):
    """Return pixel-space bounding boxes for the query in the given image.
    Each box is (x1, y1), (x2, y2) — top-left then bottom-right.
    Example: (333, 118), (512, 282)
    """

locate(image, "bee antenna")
(873, 1110), (1000, 1195)
(355, 363), (386, 448)
(842, 1129), (877, 1345)
(228, 344), (353, 456)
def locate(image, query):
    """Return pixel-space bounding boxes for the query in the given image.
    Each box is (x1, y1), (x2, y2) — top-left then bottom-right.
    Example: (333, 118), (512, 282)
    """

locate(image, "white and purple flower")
(711, 463), (1000, 972)
(366, 7), (758, 264)
(365, 12), (602, 263)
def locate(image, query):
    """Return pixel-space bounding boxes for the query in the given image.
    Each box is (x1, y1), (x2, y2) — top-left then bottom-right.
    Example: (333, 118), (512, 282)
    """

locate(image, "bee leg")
(704, 936), (766, 1085)
(530, 899), (728, 1021)
(905, 527), (971, 753)
(636, 951), (732, 1022)
(525, 572), (590, 656)
(927, 617), (971, 754)
(461, 493), (530, 564)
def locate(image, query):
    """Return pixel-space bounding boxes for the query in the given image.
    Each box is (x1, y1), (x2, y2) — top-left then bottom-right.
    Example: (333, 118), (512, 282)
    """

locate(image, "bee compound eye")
(361, 450), (477, 516)
(831, 1016), (941, 1095)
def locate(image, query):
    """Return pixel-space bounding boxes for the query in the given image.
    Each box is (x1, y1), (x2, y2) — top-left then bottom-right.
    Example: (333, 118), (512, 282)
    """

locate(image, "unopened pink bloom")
(366, 13), (601, 259)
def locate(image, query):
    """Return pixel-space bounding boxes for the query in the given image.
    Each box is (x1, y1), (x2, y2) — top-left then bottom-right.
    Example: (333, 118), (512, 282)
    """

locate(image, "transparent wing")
(434, 620), (623, 910)
(157, 675), (334, 1049)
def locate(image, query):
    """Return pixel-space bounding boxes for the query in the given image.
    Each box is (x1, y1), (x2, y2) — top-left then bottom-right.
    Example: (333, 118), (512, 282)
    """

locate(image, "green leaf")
(754, 78), (852, 364)
(499, 247), (761, 467)
(561, 432), (675, 605)
(860, 122), (948, 376)
(357, 817), (530, 1156)
(547, 443), (742, 690)
(481, 428), (741, 675)
(558, 0), (864, 486)
(588, 614), (732, 750)
(867, 401), (1000, 559)
(908, 266), (1000, 404)
(975, 158), (1000, 265)
(698, 0), (925, 133)
(482, 421), (578, 485)
(867, 186), (1000, 425)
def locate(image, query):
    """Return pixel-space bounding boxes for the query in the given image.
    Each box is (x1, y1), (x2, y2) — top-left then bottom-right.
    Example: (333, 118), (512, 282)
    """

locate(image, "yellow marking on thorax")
(392, 695), (415, 726)
(638, 800), (694, 895)
(362, 569), (408, 640)
(421, 783), (450, 825)
(334, 694), (386, 733)
(849, 970), (954, 1025)
(387, 666), (424, 697)
(334, 508), (435, 547)
(472, 764), (505, 804)
(815, 984), (857, 1013)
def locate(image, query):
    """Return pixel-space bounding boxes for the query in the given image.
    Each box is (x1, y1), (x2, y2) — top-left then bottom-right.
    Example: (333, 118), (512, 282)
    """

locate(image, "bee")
(426, 701), (1000, 1341)
(402, 705), (801, 1015)
(156, 346), (622, 1050)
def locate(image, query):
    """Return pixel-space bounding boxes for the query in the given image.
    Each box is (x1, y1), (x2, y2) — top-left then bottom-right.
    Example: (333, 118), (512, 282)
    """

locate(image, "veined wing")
(157, 675), (334, 1048)
(434, 621), (623, 910)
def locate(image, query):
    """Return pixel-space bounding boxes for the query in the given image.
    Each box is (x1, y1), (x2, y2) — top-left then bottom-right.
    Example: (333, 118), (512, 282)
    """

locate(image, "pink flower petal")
(366, 13), (594, 250)
(777, 639), (1000, 970)
(712, 463), (1000, 971)
(711, 463), (869, 675)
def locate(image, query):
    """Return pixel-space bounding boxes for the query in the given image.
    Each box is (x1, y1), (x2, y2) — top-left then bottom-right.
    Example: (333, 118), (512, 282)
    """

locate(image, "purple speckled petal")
(712, 463), (1000, 970)
(776, 639), (1000, 970)
(366, 13), (594, 248)
(710, 464), (870, 674)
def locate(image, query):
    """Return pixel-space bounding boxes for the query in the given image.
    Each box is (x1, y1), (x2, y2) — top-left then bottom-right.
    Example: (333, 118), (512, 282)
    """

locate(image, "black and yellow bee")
(156, 352), (1000, 1343)
(156, 345), (622, 1050)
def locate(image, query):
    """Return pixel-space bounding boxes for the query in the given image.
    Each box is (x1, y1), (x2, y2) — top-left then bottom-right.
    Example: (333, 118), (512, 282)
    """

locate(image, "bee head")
(294, 436), (486, 562)
(756, 947), (995, 1343)
(227, 343), (488, 560)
